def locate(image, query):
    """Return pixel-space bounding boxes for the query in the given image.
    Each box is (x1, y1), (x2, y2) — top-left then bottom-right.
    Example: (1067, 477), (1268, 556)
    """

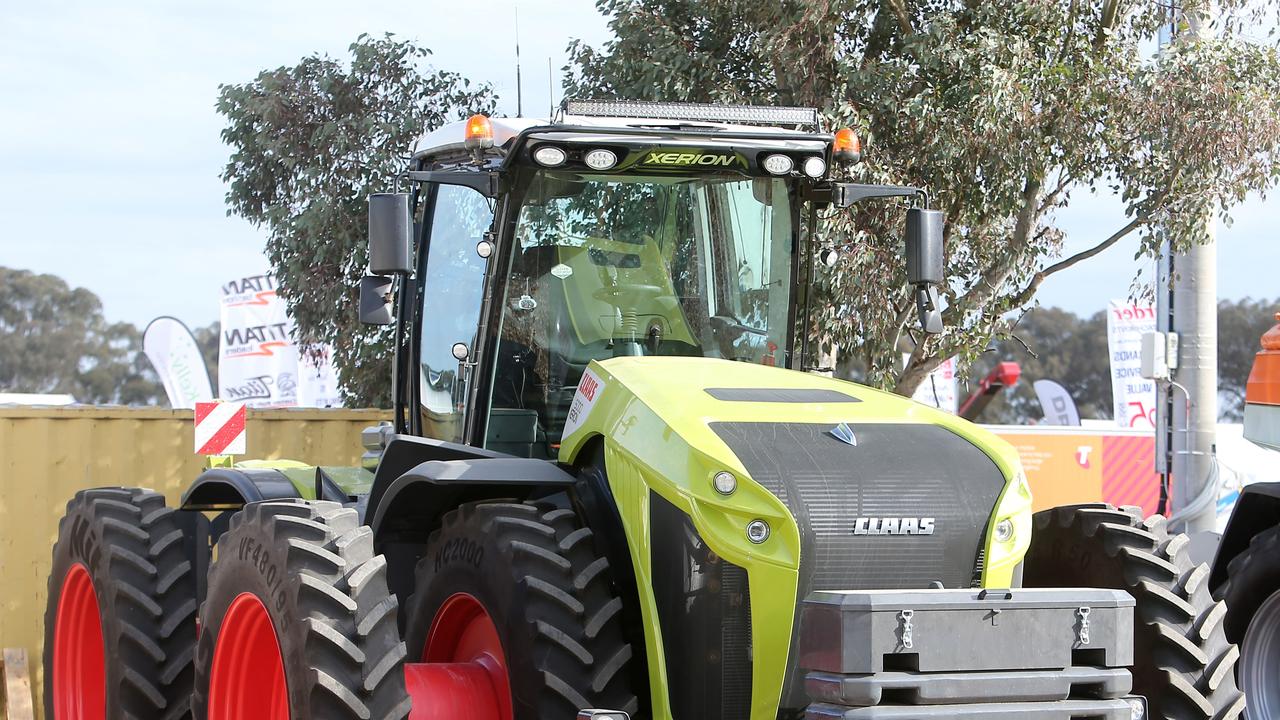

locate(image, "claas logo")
(640, 150), (744, 168)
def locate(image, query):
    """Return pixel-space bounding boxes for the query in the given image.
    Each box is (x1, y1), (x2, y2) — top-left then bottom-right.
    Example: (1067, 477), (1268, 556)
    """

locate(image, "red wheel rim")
(208, 593), (289, 720)
(405, 592), (512, 720)
(53, 563), (105, 720)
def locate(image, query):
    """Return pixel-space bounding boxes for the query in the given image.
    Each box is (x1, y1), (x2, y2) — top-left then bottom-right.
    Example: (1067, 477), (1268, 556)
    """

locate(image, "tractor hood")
(559, 355), (1023, 497)
(558, 356), (1029, 719)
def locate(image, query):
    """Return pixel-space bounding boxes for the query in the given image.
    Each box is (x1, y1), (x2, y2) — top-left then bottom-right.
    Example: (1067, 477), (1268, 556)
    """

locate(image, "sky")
(1, 0), (1277, 332)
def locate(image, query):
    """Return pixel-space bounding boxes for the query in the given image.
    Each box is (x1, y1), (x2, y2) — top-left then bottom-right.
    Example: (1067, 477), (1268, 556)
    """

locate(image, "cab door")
(413, 183), (494, 443)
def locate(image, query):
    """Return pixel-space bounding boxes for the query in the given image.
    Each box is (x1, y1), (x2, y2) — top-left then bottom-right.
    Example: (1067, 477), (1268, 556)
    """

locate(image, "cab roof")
(411, 101), (831, 162)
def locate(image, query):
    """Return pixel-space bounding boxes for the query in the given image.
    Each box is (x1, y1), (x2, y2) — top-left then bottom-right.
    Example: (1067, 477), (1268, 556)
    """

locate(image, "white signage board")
(296, 345), (344, 408)
(910, 356), (958, 413)
(1107, 300), (1158, 429)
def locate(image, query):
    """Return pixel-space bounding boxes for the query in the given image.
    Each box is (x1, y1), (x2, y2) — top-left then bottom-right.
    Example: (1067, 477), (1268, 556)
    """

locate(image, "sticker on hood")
(563, 368), (604, 438)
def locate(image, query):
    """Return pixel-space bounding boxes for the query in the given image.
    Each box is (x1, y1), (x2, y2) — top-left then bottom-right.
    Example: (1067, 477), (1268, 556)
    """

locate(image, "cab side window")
(418, 185), (493, 443)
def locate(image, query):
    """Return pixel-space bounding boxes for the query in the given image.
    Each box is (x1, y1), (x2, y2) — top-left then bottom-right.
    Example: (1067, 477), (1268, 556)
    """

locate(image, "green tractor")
(44, 101), (1243, 719)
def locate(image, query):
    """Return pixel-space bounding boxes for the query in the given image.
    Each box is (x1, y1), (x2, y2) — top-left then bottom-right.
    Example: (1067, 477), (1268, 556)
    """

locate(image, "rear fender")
(1210, 482), (1280, 591)
(179, 466), (351, 511)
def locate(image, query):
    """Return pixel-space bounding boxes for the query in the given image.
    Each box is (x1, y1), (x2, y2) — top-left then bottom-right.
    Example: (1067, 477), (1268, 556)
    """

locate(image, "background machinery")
(44, 101), (1243, 719)
(1210, 314), (1280, 718)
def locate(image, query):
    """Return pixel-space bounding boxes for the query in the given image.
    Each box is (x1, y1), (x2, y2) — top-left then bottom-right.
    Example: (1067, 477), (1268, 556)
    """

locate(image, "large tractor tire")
(44, 487), (198, 720)
(1023, 504), (1245, 720)
(1213, 524), (1280, 718)
(403, 500), (639, 720)
(192, 500), (409, 720)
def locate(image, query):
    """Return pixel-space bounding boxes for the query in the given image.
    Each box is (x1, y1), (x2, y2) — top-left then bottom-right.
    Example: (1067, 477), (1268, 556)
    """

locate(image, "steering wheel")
(710, 314), (767, 338)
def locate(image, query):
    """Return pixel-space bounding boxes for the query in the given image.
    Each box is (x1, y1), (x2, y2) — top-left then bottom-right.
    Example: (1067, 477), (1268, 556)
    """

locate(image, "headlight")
(533, 145), (567, 167)
(762, 154), (793, 175)
(802, 156), (827, 178)
(985, 468), (1033, 583)
(584, 149), (618, 170)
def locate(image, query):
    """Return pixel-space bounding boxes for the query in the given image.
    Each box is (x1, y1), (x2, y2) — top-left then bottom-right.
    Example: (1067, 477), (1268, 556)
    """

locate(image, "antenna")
(548, 57), (554, 118)
(514, 3), (523, 117)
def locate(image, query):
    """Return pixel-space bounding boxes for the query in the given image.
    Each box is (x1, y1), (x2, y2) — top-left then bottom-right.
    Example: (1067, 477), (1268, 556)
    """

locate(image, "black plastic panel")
(650, 491), (752, 720)
(711, 422), (1006, 713)
(711, 422), (1003, 591)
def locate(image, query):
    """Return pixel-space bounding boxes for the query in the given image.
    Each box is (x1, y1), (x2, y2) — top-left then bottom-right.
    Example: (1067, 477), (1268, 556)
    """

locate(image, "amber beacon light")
(464, 114), (494, 149)
(833, 127), (862, 164)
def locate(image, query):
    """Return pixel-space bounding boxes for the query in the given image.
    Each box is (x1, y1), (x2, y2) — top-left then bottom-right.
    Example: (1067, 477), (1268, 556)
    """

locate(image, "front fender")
(368, 455), (579, 616)
(368, 457), (578, 540)
(1210, 481), (1280, 591)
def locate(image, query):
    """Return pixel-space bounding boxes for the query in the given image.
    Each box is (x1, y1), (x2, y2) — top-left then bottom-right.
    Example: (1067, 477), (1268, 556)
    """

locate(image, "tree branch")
(1038, 172), (1074, 214)
(945, 176), (1043, 321)
(1094, 0), (1121, 50)
(1057, 0), (1079, 64)
(884, 0), (913, 35)
(1007, 214), (1147, 308)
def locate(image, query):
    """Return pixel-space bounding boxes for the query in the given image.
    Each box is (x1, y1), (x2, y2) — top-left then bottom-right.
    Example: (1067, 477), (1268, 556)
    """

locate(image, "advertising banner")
(1106, 300), (1158, 429)
(142, 316), (215, 409)
(988, 425), (1159, 515)
(218, 273), (343, 408)
(219, 274), (299, 408)
(1033, 379), (1081, 426)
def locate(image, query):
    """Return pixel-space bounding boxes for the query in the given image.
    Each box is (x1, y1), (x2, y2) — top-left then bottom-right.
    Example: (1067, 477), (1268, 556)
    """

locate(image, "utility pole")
(1157, 9), (1219, 538)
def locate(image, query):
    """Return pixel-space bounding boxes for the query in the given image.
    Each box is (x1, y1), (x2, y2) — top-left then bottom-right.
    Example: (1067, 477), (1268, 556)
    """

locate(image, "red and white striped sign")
(194, 402), (246, 455)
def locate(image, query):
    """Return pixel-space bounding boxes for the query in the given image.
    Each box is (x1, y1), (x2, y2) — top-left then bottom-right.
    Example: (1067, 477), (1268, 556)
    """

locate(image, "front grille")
(650, 491), (753, 720)
(710, 422), (1006, 712)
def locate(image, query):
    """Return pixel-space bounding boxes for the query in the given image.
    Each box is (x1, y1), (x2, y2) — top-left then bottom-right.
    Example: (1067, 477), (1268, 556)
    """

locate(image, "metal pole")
(1169, 231), (1218, 534)
(1159, 9), (1219, 534)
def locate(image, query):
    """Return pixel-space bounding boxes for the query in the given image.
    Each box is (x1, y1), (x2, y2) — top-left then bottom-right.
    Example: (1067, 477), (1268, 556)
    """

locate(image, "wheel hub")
(405, 592), (512, 720)
(208, 593), (289, 720)
(1242, 588), (1280, 719)
(52, 563), (105, 720)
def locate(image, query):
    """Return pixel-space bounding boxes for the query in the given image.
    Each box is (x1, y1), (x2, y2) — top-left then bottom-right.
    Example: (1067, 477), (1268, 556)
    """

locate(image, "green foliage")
(567, 0), (1280, 395)
(1218, 297), (1280, 421)
(0, 267), (163, 405)
(968, 307), (1112, 423)
(217, 34), (496, 406)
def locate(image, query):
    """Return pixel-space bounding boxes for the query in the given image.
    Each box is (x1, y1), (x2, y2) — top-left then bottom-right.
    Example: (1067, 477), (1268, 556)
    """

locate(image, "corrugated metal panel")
(0, 406), (391, 717)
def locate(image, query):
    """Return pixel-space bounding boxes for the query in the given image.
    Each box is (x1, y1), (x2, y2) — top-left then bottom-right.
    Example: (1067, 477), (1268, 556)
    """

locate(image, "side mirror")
(905, 208), (945, 334)
(368, 193), (412, 275)
(359, 275), (394, 325)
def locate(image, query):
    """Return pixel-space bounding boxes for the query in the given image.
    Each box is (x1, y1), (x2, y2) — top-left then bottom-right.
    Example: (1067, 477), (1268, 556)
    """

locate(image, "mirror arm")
(830, 183), (930, 210)
(803, 182), (930, 210)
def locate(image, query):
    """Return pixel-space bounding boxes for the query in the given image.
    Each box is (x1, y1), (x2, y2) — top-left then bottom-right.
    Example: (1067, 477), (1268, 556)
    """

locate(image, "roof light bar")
(563, 100), (821, 130)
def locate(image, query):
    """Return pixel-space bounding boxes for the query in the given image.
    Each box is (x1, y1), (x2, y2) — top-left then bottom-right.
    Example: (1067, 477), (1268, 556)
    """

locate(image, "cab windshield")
(485, 170), (795, 455)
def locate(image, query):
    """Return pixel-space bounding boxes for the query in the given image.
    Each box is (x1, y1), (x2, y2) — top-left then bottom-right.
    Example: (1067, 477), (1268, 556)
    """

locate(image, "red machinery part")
(406, 592), (511, 720)
(958, 361), (1022, 420)
(52, 563), (106, 720)
(207, 593), (289, 720)
(1246, 313), (1280, 407)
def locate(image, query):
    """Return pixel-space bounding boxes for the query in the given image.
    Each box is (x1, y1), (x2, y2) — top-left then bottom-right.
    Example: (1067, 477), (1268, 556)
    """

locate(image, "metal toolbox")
(798, 588), (1137, 718)
(799, 588), (1135, 674)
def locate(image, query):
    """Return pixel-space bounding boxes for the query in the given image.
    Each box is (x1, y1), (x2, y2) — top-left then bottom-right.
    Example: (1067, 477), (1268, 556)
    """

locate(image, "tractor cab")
(363, 100), (943, 459)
